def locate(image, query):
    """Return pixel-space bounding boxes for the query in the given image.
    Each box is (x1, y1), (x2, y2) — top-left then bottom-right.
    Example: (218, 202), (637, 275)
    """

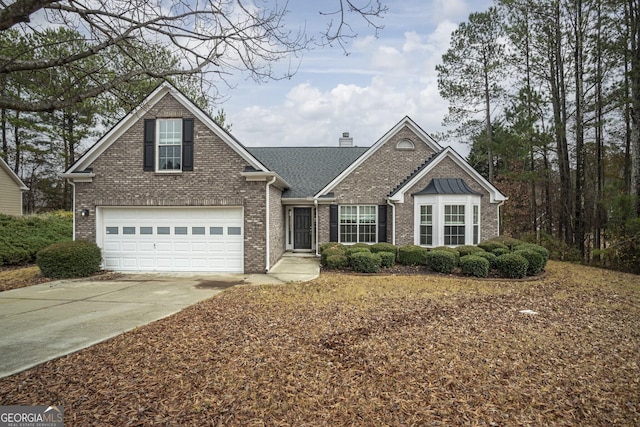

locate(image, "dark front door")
(293, 208), (312, 250)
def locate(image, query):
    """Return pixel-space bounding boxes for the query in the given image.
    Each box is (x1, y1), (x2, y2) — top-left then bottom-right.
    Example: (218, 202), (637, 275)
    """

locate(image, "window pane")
(106, 226), (118, 235)
(210, 227), (223, 235)
(192, 227), (205, 235)
(175, 226), (188, 235)
(158, 119), (182, 171)
(228, 226), (241, 235)
(123, 227), (135, 235)
(140, 227), (153, 235)
(157, 226), (170, 235)
(444, 225), (465, 245)
(340, 224), (357, 243)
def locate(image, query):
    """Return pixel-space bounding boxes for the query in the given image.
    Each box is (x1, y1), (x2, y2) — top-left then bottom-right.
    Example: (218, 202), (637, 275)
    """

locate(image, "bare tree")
(0, 0), (386, 112)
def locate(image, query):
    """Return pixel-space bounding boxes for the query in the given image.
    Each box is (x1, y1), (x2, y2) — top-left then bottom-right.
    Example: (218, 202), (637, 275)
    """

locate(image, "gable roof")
(413, 178), (482, 195)
(64, 82), (270, 175)
(315, 116), (442, 198)
(388, 146), (507, 203)
(0, 157), (28, 190)
(248, 147), (368, 199)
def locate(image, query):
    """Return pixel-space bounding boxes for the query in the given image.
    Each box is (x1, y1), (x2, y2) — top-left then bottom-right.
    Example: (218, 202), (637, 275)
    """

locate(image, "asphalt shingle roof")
(247, 147), (369, 198)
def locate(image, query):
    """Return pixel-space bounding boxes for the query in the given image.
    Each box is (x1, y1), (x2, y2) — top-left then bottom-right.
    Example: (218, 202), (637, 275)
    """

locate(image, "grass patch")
(0, 266), (48, 291)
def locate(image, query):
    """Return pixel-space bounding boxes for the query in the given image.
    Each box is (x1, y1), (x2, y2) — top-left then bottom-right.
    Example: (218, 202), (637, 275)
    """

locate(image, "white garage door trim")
(96, 207), (244, 273)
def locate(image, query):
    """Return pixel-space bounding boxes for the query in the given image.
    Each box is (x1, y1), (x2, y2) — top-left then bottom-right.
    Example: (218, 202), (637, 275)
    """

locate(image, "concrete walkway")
(0, 254), (320, 379)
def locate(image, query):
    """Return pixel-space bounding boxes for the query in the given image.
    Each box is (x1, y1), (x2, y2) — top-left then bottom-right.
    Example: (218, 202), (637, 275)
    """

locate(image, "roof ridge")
(387, 151), (441, 197)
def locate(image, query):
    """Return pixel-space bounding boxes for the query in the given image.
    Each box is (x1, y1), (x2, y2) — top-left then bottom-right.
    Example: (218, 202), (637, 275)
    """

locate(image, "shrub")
(378, 251), (396, 268)
(513, 243), (550, 268)
(513, 249), (544, 276)
(351, 242), (371, 249)
(321, 245), (346, 265)
(460, 255), (490, 278)
(495, 253), (528, 279)
(475, 251), (498, 269)
(491, 248), (510, 257)
(455, 245), (485, 257)
(320, 242), (344, 254)
(432, 246), (460, 266)
(487, 236), (522, 250)
(478, 240), (509, 253)
(426, 250), (457, 274)
(36, 240), (102, 279)
(370, 242), (397, 255)
(349, 251), (381, 273)
(0, 212), (72, 267)
(346, 246), (371, 257)
(326, 254), (349, 270)
(397, 244), (427, 266)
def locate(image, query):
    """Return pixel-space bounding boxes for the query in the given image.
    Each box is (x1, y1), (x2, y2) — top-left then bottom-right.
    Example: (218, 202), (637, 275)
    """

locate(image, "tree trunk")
(574, 0), (585, 258)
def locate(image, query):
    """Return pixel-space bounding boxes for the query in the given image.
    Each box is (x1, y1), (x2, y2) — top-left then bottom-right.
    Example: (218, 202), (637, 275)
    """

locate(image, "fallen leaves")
(1, 261), (639, 426)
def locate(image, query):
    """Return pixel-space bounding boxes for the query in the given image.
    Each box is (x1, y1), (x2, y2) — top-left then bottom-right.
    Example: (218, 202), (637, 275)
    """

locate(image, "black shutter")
(378, 204), (387, 242)
(182, 118), (194, 171)
(329, 205), (338, 242)
(143, 119), (155, 171)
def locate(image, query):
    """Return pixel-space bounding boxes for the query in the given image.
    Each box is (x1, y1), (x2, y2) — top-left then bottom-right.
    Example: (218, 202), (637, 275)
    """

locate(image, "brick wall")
(73, 92), (270, 273)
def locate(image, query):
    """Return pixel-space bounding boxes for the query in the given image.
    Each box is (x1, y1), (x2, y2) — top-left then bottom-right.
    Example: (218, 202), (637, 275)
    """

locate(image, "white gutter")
(265, 175), (278, 272)
(387, 199), (396, 245)
(314, 199), (319, 256)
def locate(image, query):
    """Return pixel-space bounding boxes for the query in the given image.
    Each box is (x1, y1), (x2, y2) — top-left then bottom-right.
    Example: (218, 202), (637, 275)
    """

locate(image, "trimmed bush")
(351, 242), (372, 249)
(349, 251), (381, 273)
(487, 236), (522, 250)
(513, 249), (544, 276)
(346, 246), (371, 257)
(370, 242), (397, 254)
(491, 248), (510, 257)
(475, 251), (498, 269)
(513, 243), (550, 268)
(478, 240), (509, 253)
(326, 254), (349, 270)
(432, 246), (460, 266)
(397, 244), (427, 266)
(495, 253), (528, 279)
(426, 250), (457, 274)
(36, 240), (102, 279)
(378, 251), (396, 268)
(455, 245), (485, 257)
(321, 245), (346, 266)
(320, 242), (344, 254)
(460, 254), (490, 278)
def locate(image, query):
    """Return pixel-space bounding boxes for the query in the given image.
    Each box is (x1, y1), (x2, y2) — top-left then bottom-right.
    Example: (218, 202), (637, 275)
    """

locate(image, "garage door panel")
(101, 207), (243, 272)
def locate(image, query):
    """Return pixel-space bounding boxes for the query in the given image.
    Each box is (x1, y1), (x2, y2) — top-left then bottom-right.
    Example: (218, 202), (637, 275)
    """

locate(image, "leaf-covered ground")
(0, 265), (49, 291)
(1, 261), (639, 426)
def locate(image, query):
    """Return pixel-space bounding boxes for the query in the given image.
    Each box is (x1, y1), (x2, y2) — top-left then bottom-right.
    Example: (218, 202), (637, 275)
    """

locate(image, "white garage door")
(99, 207), (243, 272)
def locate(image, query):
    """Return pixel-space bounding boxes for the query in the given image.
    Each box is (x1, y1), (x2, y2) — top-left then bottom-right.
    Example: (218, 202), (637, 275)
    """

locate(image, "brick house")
(62, 83), (506, 273)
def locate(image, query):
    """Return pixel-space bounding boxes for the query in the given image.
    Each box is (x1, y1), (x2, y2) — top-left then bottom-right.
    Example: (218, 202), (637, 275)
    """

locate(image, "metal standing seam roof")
(413, 178), (482, 195)
(246, 147), (369, 198)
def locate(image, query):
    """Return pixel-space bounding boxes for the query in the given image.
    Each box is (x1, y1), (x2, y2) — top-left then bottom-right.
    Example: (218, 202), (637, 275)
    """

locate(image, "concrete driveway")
(0, 254), (320, 379)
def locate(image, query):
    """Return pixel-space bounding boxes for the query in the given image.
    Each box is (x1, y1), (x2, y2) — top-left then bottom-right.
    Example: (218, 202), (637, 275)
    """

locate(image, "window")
(157, 226), (170, 235)
(339, 205), (377, 243)
(396, 138), (415, 150)
(192, 227), (205, 235)
(140, 227), (153, 235)
(106, 227), (118, 235)
(123, 227), (136, 235)
(158, 119), (182, 171)
(175, 226), (188, 235)
(228, 227), (242, 235)
(473, 205), (479, 245)
(444, 205), (465, 245)
(420, 205), (433, 246)
(210, 226), (223, 235)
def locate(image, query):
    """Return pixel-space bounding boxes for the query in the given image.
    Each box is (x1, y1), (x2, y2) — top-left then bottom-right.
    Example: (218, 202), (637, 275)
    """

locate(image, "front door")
(293, 207), (312, 250)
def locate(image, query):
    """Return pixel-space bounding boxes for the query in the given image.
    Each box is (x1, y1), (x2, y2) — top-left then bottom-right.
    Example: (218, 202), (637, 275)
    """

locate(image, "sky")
(218, 0), (493, 154)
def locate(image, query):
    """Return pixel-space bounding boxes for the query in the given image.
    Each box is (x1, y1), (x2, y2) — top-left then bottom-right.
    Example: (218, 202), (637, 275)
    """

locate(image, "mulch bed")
(1, 261), (638, 426)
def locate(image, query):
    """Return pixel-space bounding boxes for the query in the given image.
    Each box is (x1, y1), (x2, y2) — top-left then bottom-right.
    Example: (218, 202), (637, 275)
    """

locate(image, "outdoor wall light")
(80, 209), (90, 217)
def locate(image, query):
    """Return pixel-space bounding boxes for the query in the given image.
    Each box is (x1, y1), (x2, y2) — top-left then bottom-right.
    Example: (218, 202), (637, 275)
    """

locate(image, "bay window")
(414, 195), (481, 247)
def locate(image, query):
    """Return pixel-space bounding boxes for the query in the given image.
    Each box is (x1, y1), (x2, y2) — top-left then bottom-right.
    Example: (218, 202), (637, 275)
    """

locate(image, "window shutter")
(182, 118), (194, 171)
(329, 205), (338, 242)
(143, 119), (155, 171)
(378, 204), (387, 242)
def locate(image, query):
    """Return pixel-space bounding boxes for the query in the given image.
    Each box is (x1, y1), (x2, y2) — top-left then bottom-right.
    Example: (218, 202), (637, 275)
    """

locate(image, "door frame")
(285, 206), (315, 252)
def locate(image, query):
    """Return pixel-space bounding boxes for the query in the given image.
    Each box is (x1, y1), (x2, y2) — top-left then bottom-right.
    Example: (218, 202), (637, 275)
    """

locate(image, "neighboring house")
(62, 82), (507, 273)
(0, 157), (28, 216)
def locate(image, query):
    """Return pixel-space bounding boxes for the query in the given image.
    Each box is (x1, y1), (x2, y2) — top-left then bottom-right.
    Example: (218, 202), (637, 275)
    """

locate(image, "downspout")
(387, 199), (396, 245)
(497, 200), (506, 237)
(265, 175), (277, 272)
(314, 198), (319, 256)
(68, 181), (76, 241)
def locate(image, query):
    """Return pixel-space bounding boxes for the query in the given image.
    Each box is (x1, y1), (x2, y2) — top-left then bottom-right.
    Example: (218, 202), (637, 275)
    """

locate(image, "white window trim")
(338, 205), (378, 244)
(156, 118), (182, 173)
(414, 194), (481, 247)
